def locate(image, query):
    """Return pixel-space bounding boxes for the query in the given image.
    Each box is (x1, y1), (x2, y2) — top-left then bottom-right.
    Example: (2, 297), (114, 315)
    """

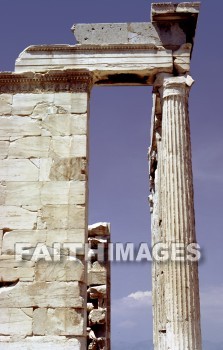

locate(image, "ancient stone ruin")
(0, 2), (201, 349)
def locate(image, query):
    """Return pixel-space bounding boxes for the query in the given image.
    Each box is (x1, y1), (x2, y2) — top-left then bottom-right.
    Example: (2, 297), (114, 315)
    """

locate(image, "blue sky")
(0, 0), (222, 347)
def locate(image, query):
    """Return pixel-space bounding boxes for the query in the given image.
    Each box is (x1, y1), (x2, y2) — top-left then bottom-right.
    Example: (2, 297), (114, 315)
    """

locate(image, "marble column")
(152, 75), (202, 350)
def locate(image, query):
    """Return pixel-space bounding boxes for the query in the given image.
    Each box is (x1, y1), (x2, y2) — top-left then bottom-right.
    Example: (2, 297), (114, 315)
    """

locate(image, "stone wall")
(87, 223), (110, 350)
(0, 71), (92, 349)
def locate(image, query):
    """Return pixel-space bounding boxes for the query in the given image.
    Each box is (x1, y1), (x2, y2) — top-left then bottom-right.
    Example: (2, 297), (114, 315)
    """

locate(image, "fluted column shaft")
(157, 75), (202, 350)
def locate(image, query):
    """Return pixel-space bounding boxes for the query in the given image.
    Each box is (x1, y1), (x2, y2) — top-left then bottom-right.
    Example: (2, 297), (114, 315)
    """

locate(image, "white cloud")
(112, 286), (223, 343)
(112, 290), (153, 333)
(122, 290), (152, 307)
(113, 290), (152, 312)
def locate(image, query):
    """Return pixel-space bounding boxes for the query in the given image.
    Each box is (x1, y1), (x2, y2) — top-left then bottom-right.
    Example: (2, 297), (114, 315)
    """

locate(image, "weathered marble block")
(33, 308), (84, 336)
(0, 308), (33, 336)
(0, 282), (84, 308)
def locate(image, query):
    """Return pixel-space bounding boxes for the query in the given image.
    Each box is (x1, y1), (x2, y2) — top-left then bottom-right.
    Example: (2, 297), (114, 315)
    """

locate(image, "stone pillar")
(151, 75), (202, 350)
(0, 70), (92, 349)
(87, 223), (111, 350)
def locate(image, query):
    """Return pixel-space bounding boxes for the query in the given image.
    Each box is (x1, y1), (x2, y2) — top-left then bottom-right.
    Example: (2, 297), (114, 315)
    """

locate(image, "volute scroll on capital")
(154, 74), (195, 99)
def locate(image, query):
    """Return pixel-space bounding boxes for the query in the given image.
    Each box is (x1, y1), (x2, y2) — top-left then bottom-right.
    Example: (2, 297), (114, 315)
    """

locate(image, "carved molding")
(26, 44), (166, 53)
(0, 70), (93, 93)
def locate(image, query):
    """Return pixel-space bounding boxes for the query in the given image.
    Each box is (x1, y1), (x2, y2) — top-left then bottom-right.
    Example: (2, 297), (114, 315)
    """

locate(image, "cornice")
(26, 44), (166, 53)
(0, 70), (93, 94)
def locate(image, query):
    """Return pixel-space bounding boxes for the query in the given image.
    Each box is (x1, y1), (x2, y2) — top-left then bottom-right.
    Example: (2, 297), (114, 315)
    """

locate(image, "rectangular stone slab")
(0, 282), (84, 308)
(0, 336), (83, 350)
(72, 22), (186, 47)
(0, 308), (33, 336)
(15, 45), (173, 85)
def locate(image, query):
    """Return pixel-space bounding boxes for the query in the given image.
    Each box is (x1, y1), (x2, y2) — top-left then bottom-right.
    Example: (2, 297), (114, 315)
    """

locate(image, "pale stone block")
(0, 254), (34, 281)
(69, 181), (86, 205)
(0, 230), (3, 254)
(173, 43), (192, 74)
(88, 222), (110, 237)
(88, 262), (106, 285)
(0, 308), (33, 336)
(0, 116), (41, 137)
(128, 23), (160, 44)
(15, 47), (173, 80)
(42, 114), (87, 136)
(89, 308), (106, 325)
(33, 308), (47, 335)
(0, 281), (83, 308)
(46, 229), (86, 245)
(71, 93), (88, 114)
(50, 136), (86, 158)
(176, 2), (200, 13)
(54, 93), (72, 113)
(0, 94), (12, 115)
(41, 182), (71, 205)
(88, 270), (106, 285)
(88, 285), (106, 300)
(72, 23), (128, 45)
(41, 181), (85, 205)
(13, 93), (54, 115)
(49, 157), (87, 181)
(0, 267), (34, 282)
(0, 159), (39, 181)
(35, 258), (84, 282)
(4, 182), (41, 206)
(2, 230), (46, 255)
(0, 336), (82, 349)
(0, 254), (34, 268)
(2, 229), (86, 252)
(34, 308), (84, 336)
(0, 184), (6, 205)
(32, 102), (58, 117)
(47, 308), (84, 336)
(87, 303), (94, 312)
(0, 141), (9, 159)
(0, 206), (37, 230)
(8, 136), (50, 158)
(41, 205), (85, 229)
(39, 158), (53, 181)
(41, 128), (52, 136)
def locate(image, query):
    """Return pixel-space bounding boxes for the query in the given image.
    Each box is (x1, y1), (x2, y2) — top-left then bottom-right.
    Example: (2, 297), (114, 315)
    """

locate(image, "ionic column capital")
(154, 74), (194, 99)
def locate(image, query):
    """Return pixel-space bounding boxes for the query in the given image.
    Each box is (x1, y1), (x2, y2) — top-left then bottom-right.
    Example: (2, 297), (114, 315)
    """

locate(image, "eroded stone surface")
(33, 308), (84, 336)
(89, 308), (106, 326)
(35, 258), (84, 282)
(49, 158), (87, 181)
(0, 308), (33, 336)
(0, 336), (82, 350)
(173, 43), (192, 74)
(40, 205), (85, 230)
(87, 223), (110, 350)
(0, 95), (12, 115)
(42, 114), (87, 136)
(0, 206), (37, 230)
(0, 116), (41, 137)
(72, 22), (186, 48)
(8, 137), (50, 158)
(0, 282), (84, 308)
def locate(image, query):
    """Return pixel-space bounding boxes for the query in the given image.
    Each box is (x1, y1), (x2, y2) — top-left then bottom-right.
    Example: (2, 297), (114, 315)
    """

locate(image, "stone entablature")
(0, 70), (93, 93)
